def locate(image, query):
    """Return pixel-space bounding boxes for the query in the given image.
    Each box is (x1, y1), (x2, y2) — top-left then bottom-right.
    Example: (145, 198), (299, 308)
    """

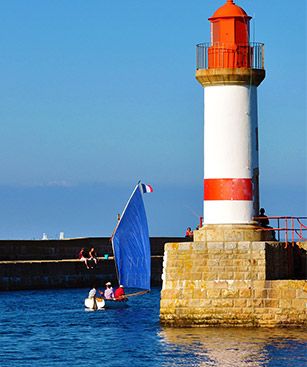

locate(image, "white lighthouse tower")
(196, 0), (266, 232)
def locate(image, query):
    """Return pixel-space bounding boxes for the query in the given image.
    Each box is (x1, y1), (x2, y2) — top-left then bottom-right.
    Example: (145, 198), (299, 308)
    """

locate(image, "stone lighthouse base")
(193, 223), (275, 242)
(160, 239), (307, 327)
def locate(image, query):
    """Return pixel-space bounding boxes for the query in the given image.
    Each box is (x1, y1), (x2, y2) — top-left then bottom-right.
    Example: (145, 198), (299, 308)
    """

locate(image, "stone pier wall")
(0, 237), (184, 291)
(160, 241), (307, 327)
(0, 256), (164, 291)
(0, 237), (183, 261)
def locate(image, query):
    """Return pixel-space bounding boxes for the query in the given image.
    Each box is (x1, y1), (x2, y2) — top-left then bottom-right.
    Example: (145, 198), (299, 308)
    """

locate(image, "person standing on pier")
(185, 227), (193, 239)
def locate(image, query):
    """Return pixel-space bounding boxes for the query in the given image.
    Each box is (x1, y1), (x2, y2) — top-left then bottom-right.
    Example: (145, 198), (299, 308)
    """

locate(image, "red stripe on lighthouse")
(204, 178), (252, 200)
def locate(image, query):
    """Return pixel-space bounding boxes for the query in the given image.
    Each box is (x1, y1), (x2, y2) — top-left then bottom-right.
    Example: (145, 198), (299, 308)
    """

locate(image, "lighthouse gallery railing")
(196, 42), (264, 70)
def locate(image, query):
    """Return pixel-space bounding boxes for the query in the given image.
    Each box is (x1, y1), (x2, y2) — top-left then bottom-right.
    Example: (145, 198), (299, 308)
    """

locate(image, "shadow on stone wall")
(266, 242), (307, 280)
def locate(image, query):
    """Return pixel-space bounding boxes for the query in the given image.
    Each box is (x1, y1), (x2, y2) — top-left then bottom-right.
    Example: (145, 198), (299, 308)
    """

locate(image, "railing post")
(291, 217), (295, 246)
(299, 218), (303, 240)
(285, 218), (288, 247)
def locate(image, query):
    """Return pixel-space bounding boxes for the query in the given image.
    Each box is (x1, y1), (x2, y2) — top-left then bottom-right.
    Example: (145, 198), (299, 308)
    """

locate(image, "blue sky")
(0, 0), (306, 239)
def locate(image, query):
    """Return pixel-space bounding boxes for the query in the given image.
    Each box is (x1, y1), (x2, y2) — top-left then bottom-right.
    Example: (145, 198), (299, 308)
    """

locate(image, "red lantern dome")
(208, 0), (252, 68)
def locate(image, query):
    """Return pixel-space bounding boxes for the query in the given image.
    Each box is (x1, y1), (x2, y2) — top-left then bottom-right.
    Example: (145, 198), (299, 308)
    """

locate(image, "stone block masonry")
(160, 241), (307, 327)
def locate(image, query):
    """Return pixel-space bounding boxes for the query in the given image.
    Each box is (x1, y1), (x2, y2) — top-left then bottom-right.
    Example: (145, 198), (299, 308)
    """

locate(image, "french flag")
(141, 183), (153, 194)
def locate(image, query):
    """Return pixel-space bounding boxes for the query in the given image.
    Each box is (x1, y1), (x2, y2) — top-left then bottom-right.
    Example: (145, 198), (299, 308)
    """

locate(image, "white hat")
(106, 282), (111, 286)
(119, 284), (124, 288)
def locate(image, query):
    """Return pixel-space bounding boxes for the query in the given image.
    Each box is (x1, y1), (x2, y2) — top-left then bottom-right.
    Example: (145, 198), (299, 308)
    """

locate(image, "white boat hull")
(84, 297), (105, 310)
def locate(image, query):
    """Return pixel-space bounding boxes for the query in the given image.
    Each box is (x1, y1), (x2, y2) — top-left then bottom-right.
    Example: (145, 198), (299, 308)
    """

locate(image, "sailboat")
(84, 182), (152, 310)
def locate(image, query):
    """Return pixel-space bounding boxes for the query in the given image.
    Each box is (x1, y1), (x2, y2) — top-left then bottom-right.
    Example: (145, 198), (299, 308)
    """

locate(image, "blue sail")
(112, 183), (151, 290)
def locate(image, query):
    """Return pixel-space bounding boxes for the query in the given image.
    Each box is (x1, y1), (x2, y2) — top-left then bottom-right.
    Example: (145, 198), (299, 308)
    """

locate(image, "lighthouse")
(160, 0), (305, 329)
(196, 0), (265, 226)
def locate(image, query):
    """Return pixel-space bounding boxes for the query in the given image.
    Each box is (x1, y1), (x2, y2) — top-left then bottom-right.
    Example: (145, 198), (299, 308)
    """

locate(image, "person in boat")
(78, 248), (89, 269)
(88, 285), (97, 299)
(87, 285), (100, 310)
(88, 247), (98, 268)
(114, 285), (126, 300)
(99, 282), (114, 299)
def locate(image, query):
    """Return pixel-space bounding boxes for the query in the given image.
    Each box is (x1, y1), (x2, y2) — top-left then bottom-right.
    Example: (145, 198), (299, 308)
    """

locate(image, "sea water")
(0, 288), (306, 367)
